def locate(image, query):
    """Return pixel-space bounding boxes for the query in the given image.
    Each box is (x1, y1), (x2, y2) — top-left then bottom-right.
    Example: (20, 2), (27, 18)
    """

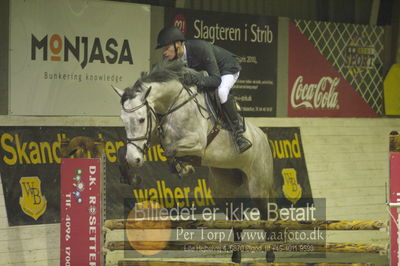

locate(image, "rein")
(161, 87), (199, 118)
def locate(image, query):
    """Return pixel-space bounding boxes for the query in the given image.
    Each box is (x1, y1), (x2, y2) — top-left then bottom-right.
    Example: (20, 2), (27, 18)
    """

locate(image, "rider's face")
(162, 42), (183, 61)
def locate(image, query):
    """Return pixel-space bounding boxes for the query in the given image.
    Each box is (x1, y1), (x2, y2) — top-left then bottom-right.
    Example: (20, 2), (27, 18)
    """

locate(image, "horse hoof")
(231, 251), (241, 264)
(120, 175), (129, 185)
(177, 163), (195, 177)
(266, 250), (275, 262)
(132, 175), (142, 186)
(182, 165), (195, 175)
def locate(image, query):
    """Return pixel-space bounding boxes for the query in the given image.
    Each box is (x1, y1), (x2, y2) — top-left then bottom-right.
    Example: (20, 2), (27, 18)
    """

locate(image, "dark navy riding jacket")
(184, 40), (241, 89)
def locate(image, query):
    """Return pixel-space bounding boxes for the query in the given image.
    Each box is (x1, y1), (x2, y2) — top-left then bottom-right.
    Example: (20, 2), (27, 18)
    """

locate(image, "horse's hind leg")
(253, 197), (276, 263)
(231, 227), (242, 263)
(227, 204), (243, 264)
(207, 168), (247, 263)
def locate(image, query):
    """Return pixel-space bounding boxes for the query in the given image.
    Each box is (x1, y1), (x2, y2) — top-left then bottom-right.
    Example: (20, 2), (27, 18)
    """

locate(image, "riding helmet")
(156, 25), (185, 49)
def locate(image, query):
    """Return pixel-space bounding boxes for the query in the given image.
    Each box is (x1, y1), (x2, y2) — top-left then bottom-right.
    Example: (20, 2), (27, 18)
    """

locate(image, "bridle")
(122, 84), (204, 156)
(122, 98), (156, 155)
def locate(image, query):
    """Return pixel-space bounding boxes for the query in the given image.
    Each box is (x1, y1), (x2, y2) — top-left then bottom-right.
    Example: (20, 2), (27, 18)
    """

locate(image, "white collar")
(181, 44), (188, 66)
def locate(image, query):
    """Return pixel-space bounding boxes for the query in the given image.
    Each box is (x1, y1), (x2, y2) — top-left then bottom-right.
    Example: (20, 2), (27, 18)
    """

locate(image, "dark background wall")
(109, 0), (399, 66)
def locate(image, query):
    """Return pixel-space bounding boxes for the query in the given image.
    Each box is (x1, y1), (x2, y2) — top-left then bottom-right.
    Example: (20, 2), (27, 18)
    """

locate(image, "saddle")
(204, 90), (230, 130)
(204, 90), (246, 132)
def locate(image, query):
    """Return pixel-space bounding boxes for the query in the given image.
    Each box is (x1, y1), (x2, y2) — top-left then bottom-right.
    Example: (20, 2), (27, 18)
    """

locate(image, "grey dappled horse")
(113, 61), (276, 263)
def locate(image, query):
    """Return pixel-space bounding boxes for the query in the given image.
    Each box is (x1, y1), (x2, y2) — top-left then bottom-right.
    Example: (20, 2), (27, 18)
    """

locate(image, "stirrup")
(236, 136), (252, 153)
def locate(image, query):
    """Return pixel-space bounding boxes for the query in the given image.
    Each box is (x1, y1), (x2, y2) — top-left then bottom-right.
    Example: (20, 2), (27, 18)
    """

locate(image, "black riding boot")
(222, 96), (252, 153)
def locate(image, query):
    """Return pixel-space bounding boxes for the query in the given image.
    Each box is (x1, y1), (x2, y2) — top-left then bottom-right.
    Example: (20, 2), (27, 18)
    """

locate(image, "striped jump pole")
(104, 219), (386, 231)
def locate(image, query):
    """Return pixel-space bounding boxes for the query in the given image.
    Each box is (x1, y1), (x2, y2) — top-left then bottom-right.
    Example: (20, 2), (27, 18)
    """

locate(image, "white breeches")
(218, 72), (240, 104)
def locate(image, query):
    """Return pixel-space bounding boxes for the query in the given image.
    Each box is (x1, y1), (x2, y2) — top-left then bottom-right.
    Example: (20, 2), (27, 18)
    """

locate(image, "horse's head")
(113, 83), (153, 167)
(113, 61), (201, 167)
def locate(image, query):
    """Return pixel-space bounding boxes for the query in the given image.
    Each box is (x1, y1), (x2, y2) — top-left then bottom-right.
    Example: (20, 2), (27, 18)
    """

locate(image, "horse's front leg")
(162, 128), (206, 156)
(162, 143), (203, 177)
(117, 146), (142, 186)
(162, 134), (206, 176)
(167, 157), (195, 177)
(174, 136), (205, 157)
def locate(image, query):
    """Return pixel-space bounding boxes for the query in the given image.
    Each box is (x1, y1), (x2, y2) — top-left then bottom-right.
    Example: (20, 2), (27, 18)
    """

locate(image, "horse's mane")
(143, 60), (188, 83)
(121, 61), (195, 104)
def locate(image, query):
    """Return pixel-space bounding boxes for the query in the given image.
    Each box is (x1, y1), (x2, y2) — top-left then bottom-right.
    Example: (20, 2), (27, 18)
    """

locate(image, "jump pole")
(106, 240), (387, 254)
(104, 219), (386, 231)
(389, 131), (400, 266)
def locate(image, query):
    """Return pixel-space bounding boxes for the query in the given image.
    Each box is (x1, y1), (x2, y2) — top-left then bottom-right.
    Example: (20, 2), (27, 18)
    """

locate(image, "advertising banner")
(0, 126), (311, 226)
(60, 158), (102, 266)
(390, 132), (400, 266)
(288, 20), (382, 117)
(384, 64), (400, 116)
(0, 126), (208, 226)
(9, 0), (150, 115)
(262, 127), (313, 207)
(164, 8), (278, 117)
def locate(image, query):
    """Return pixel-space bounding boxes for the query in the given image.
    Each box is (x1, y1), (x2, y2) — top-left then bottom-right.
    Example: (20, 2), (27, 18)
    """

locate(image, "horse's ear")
(111, 85), (124, 97)
(142, 86), (152, 101)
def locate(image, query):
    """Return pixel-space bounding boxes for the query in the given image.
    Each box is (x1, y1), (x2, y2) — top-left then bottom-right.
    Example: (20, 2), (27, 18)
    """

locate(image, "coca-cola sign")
(288, 21), (377, 117)
(291, 76), (339, 110)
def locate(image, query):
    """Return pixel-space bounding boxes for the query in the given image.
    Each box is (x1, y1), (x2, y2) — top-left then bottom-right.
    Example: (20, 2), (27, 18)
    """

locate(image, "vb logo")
(19, 176), (47, 220)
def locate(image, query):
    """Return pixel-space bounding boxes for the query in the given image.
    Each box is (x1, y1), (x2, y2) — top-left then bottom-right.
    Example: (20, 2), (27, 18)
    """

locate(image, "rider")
(156, 25), (252, 153)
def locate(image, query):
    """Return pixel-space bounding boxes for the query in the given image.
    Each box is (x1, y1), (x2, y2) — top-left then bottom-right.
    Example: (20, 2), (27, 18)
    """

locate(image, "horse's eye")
(139, 118), (145, 123)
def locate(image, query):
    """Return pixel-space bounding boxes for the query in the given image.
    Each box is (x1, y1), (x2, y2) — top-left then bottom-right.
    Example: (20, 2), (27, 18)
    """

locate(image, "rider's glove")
(183, 72), (203, 88)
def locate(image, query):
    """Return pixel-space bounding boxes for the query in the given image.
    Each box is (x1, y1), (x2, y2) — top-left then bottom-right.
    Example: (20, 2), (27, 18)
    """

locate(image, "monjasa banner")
(0, 126), (311, 226)
(9, 0), (150, 116)
(164, 8), (278, 117)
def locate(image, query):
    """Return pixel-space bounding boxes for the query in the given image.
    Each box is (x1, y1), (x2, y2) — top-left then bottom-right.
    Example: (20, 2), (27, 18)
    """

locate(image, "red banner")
(288, 21), (377, 117)
(390, 152), (400, 266)
(60, 158), (103, 266)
